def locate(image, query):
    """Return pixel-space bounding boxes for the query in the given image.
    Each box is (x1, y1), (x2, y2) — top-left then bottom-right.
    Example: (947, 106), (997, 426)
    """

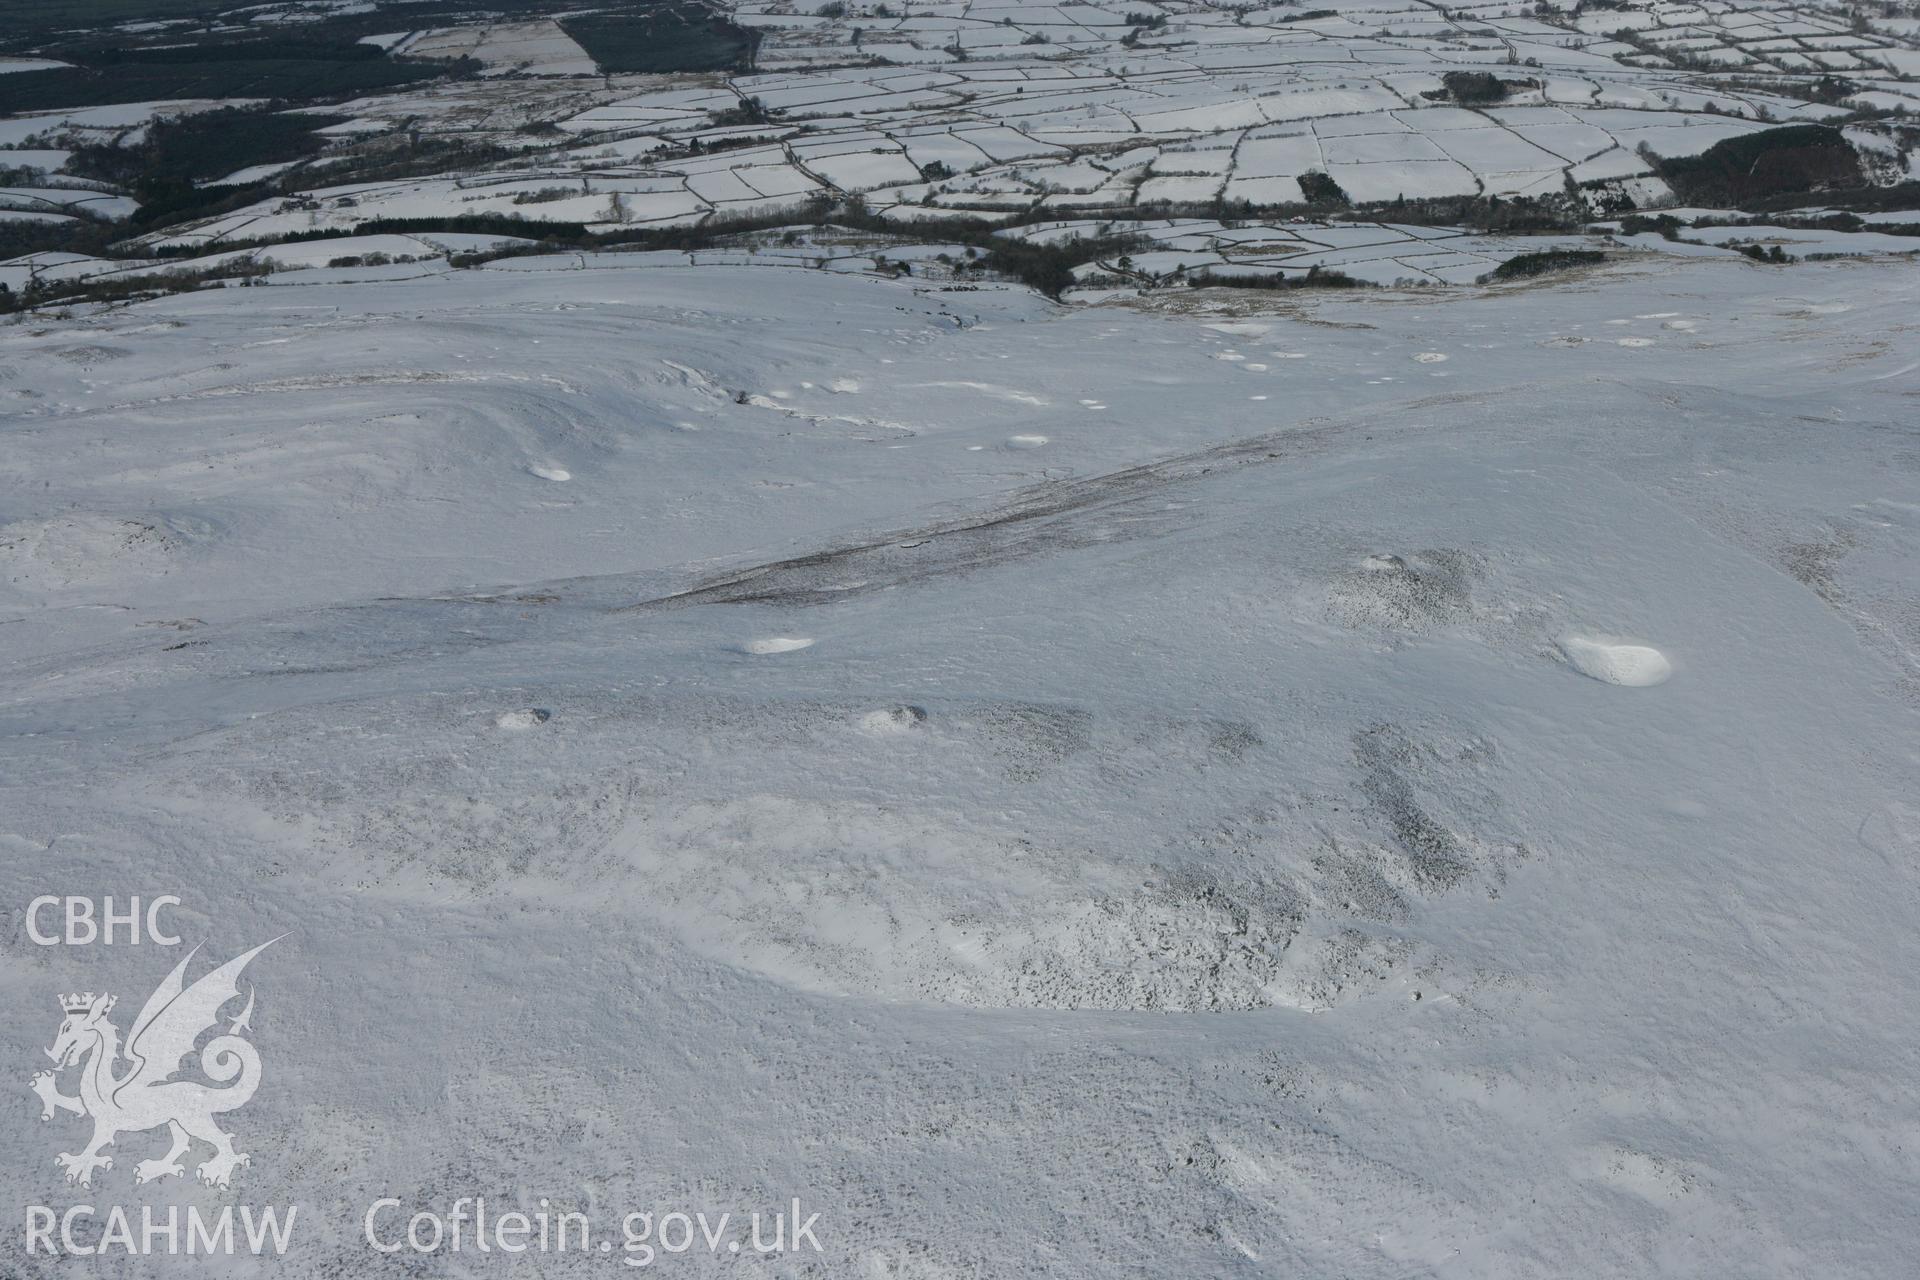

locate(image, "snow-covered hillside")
(2, 253), (1917, 1277)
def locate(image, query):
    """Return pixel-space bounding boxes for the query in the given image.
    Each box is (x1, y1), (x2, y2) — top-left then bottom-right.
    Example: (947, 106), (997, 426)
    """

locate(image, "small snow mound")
(1413, 352), (1449, 364)
(1616, 337), (1655, 348)
(495, 708), (551, 730)
(1557, 636), (1672, 687)
(1005, 434), (1049, 450)
(858, 705), (929, 735)
(1361, 553), (1410, 574)
(529, 466), (571, 482)
(741, 636), (815, 655)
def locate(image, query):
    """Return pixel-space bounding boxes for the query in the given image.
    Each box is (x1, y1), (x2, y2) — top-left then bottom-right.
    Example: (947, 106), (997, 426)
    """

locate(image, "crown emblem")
(60, 992), (97, 1014)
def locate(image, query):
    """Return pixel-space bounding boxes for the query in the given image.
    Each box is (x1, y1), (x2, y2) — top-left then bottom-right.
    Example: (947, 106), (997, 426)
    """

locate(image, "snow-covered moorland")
(2, 0), (1918, 1266)
(1, 247), (1916, 1275)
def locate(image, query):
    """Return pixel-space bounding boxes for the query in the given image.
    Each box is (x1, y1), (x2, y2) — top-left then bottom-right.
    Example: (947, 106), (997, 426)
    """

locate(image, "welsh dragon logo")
(29, 939), (280, 1190)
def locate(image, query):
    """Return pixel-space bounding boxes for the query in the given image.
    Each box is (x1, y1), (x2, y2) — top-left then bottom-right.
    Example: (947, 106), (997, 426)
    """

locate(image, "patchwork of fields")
(0, 0), (1912, 271)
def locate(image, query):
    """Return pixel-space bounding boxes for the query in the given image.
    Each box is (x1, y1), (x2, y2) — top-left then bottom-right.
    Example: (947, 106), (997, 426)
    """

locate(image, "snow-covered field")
(2, 250), (1917, 1275)
(382, 20), (598, 78)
